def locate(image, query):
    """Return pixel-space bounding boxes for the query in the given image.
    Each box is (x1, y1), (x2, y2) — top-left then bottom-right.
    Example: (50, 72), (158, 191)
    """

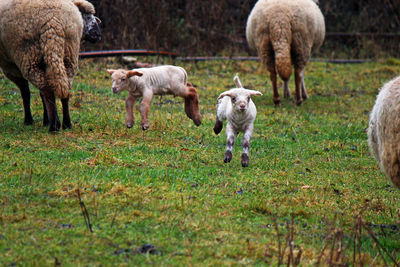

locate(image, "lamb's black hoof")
(241, 153), (249, 167)
(213, 120), (223, 135)
(224, 151), (232, 163)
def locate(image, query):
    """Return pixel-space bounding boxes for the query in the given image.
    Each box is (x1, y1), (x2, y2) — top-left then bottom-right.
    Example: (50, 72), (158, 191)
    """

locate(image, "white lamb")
(107, 65), (201, 130)
(213, 75), (263, 167)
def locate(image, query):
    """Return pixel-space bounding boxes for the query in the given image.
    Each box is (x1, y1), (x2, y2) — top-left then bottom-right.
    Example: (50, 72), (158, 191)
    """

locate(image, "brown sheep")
(0, 0), (101, 131)
(246, 0), (325, 105)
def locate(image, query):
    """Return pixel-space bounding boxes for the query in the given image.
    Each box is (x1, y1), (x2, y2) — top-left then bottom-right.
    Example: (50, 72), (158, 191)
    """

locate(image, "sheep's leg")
(294, 68), (304, 106)
(40, 93), (49, 126)
(42, 90), (61, 132)
(283, 80), (291, 99)
(267, 66), (280, 106)
(300, 71), (308, 100)
(224, 124), (236, 163)
(139, 91), (153, 131)
(241, 125), (253, 167)
(61, 98), (71, 129)
(125, 93), (136, 128)
(9, 76), (33, 125)
(182, 86), (202, 126)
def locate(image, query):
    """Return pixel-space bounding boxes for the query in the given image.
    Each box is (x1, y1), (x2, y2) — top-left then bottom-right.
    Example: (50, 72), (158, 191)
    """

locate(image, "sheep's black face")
(82, 14), (101, 43)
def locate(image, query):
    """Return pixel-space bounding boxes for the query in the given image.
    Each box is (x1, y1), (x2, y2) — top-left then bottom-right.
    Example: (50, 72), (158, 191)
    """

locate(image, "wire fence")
(86, 0), (400, 58)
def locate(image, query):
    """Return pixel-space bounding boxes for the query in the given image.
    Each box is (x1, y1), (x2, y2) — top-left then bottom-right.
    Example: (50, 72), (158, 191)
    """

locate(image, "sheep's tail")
(40, 23), (70, 99)
(233, 73), (243, 88)
(271, 22), (292, 81)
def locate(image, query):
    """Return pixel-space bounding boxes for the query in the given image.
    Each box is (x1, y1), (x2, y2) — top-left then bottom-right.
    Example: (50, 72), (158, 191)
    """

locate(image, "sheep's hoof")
(213, 120), (223, 135)
(126, 123), (134, 128)
(224, 151), (232, 163)
(241, 153), (249, 167)
(62, 120), (72, 130)
(24, 117), (34, 125)
(273, 98), (281, 106)
(295, 98), (303, 106)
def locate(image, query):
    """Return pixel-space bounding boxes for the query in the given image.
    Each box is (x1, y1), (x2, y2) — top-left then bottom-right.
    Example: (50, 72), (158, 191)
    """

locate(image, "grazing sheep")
(106, 65), (202, 130)
(246, 0), (325, 105)
(0, 0), (101, 131)
(213, 74), (262, 167)
(367, 76), (400, 189)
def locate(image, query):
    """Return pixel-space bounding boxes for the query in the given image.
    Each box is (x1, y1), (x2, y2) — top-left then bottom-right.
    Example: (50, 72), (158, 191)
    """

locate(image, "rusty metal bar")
(79, 49), (178, 59)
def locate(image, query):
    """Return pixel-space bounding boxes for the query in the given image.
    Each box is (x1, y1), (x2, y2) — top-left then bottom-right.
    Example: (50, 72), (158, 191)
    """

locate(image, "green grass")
(1, 58), (400, 266)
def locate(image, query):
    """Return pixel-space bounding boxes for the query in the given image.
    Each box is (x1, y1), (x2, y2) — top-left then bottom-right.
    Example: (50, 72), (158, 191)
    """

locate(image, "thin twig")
(76, 188), (93, 233)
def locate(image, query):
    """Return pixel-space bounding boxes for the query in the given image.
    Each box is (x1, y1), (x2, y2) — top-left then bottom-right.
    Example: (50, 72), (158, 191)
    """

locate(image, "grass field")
(1, 58), (400, 266)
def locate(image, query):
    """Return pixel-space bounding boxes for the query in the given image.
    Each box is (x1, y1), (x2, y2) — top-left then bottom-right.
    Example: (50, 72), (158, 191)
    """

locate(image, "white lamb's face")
(231, 93), (251, 112)
(108, 70), (129, 93)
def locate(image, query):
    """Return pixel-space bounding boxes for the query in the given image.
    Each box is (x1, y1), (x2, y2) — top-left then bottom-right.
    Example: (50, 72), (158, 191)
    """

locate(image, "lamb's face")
(82, 13), (101, 43)
(231, 92), (251, 112)
(107, 70), (130, 94)
(218, 88), (263, 113)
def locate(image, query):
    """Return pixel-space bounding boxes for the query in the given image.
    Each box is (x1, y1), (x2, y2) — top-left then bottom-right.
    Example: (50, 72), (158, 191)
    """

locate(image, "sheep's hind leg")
(300, 71), (308, 101)
(268, 67), (280, 106)
(294, 68), (304, 106)
(61, 98), (71, 129)
(283, 80), (291, 99)
(241, 126), (253, 167)
(139, 91), (153, 131)
(224, 125), (236, 163)
(40, 93), (49, 126)
(42, 90), (61, 132)
(13, 77), (33, 125)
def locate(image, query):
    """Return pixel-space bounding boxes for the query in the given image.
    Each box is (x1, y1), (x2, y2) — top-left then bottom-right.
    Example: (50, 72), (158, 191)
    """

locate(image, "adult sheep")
(246, 0), (325, 106)
(368, 76), (400, 190)
(0, 0), (101, 131)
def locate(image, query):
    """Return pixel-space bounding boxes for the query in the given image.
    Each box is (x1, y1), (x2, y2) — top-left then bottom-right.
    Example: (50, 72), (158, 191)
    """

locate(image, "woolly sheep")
(106, 65), (202, 130)
(0, 0), (101, 131)
(246, 0), (325, 105)
(213, 74), (262, 167)
(367, 76), (400, 189)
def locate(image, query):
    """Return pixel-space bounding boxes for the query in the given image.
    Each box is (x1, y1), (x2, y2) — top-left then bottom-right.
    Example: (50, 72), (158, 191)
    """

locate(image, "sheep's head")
(106, 69), (143, 93)
(218, 88), (263, 112)
(74, 0), (102, 43)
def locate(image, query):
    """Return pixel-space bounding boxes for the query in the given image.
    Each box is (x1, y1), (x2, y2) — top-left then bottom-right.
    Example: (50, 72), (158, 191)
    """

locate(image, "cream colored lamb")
(368, 76), (400, 189)
(246, 0), (325, 105)
(107, 65), (201, 130)
(213, 75), (262, 167)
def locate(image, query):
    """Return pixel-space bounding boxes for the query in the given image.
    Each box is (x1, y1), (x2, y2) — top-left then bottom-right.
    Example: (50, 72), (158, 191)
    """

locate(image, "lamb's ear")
(217, 91), (233, 100)
(247, 90), (263, 97)
(106, 69), (116, 75)
(126, 70), (143, 78)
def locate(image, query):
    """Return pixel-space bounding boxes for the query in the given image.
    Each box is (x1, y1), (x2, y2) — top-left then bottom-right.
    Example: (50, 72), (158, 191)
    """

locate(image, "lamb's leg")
(300, 71), (308, 101)
(41, 89), (61, 132)
(224, 124), (236, 163)
(40, 93), (49, 126)
(294, 68), (304, 106)
(9, 76), (33, 125)
(139, 91), (153, 131)
(61, 98), (71, 129)
(125, 93), (136, 128)
(183, 86), (202, 126)
(241, 125), (253, 167)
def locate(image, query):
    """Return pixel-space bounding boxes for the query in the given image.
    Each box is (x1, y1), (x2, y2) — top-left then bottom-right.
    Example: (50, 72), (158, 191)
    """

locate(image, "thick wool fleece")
(368, 76), (400, 189)
(246, 0), (325, 81)
(0, 0), (92, 99)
